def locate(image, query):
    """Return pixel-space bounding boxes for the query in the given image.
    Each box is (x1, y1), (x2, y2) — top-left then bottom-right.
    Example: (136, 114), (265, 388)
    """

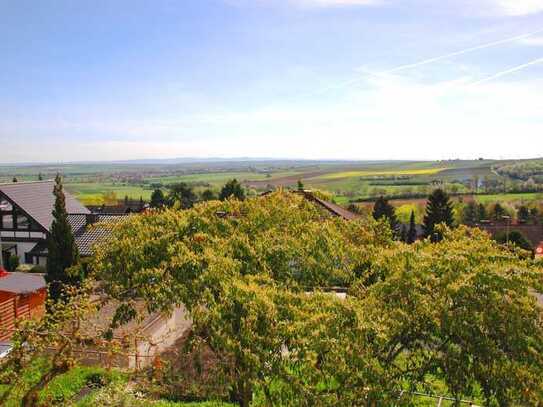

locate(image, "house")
(476, 223), (543, 250)
(87, 201), (147, 215)
(0, 181), (127, 266)
(0, 268), (47, 340)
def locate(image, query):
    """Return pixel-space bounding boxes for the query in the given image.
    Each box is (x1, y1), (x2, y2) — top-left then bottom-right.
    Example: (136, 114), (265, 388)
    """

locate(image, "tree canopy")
(90, 192), (543, 406)
(219, 179), (245, 201)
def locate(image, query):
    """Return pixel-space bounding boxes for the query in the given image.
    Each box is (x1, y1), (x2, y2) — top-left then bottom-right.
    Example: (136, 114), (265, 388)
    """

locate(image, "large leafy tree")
(91, 193), (543, 405)
(219, 179), (245, 201)
(167, 182), (197, 209)
(46, 174), (79, 301)
(372, 196), (398, 236)
(423, 188), (454, 241)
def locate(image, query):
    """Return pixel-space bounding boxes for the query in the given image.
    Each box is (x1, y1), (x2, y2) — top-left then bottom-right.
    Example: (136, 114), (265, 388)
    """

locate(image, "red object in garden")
(0, 267), (8, 278)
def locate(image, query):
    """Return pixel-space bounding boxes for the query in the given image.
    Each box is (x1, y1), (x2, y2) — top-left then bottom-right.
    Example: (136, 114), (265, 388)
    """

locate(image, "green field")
(2, 158), (542, 208)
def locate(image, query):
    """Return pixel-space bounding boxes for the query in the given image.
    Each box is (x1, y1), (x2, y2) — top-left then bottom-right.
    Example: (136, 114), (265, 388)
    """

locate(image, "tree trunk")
(22, 364), (69, 407)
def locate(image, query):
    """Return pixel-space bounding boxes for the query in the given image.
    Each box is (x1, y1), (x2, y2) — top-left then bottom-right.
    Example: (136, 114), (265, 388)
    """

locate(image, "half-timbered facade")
(0, 180), (117, 266)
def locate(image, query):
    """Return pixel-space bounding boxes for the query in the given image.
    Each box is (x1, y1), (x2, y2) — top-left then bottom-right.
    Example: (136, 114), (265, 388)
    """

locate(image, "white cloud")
(6, 73), (540, 163)
(486, 0), (543, 16)
(518, 36), (543, 46)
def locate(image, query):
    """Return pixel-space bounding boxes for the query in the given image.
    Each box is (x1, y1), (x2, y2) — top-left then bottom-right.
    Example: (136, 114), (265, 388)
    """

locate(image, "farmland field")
(1, 158), (542, 207)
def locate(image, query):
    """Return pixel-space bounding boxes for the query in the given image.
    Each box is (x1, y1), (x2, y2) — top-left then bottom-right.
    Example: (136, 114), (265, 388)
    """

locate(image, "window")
(15, 212), (29, 230)
(0, 199), (12, 211)
(1, 214), (13, 229)
(0, 198), (15, 229)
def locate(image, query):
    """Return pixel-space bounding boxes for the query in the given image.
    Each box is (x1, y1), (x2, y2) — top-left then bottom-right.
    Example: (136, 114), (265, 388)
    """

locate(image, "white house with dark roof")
(0, 181), (125, 266)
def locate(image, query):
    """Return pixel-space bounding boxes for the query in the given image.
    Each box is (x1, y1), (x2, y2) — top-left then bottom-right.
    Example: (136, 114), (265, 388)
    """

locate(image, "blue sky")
(1, 0), (542, 163)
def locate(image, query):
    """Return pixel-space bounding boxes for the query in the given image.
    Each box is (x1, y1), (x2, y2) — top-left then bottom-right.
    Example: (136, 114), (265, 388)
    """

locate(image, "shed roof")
(0, 181), (89, 231)
(0, 272), (46, 294)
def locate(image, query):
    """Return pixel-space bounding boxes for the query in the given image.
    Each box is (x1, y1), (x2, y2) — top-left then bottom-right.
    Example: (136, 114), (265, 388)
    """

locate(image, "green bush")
(6, 254), (19, 272)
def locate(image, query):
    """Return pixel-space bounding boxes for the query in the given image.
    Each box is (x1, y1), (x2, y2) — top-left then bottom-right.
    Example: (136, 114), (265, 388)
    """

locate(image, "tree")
(495, 230), (533, 251)
(461, 201), (478, 225)
(46, 174), (80, 301)
(407, 210), (417, 244)
(517, 205), (530, 223)
(38, 173), (44, 181)
(399, 224), (407, 243)
(12, 177), (17, 183)
(124, 195), (129, 206)
(219, 179), (245, 201)
(297, 179), (304, 191)
(167, 183), (197, 209)
(372, 196), (398, 236)
(200, 189), (217, 201)
(491, 202), (506, 221)
(423, 189), (454, 241)
(150, 188), (166, 208)
(478, 203), (487, 221)
(530, 207), (540, 224)
(91, 195), (543, 406)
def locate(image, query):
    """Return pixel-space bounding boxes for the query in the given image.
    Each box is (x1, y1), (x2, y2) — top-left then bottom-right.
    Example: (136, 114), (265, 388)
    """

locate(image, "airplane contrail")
(317, 27), (543, 93)
(470, 57), (543, 85)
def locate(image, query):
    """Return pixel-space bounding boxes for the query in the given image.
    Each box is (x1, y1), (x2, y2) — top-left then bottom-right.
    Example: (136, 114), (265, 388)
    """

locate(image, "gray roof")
(72, 215), (127, 257)
(0, 181), (89, 231)
(0, 272), (46, 294)
(27, 214), (128, 258)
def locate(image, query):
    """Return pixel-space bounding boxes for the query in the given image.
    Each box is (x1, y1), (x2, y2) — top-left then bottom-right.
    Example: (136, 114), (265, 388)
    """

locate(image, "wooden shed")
(0, 268), (47, 340)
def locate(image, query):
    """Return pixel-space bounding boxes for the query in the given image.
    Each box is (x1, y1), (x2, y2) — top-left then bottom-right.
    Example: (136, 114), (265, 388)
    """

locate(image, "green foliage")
(461, 201), (479, 225)
(46, 174), (80, 301)
(423, 189), (454, 241)
(495, 230), (533, 251)
(491, 202), (506, 221)
(6, 254), (19, 271)
(150, 188), (166, 208)
(91, 193), (543, 406)
(200, 189), (217, 201)
(219, 179), (245, 201)
(372, 196), (398, 236)
(518, 205), (530, 223)
(407, 210), (417, 244)
(167, 183), (198, 209)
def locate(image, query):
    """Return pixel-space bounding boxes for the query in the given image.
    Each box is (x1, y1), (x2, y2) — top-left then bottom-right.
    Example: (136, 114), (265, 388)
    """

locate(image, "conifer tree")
(478, 203), (487, 222)
(423, 188), (454, 242)
(372, 196), (398, 236)
(407, 210), (417, 244)
(461, 201), (478, 225)
(150, 189), (166, 208)
(46, 174), (79, 301)
(297, 179), (304, 191)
